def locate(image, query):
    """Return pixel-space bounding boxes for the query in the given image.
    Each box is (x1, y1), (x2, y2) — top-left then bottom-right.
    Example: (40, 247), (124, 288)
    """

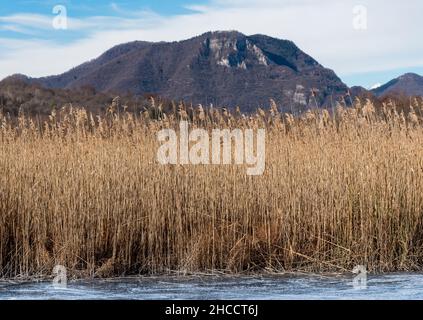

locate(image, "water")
(1, 273), (423, 300)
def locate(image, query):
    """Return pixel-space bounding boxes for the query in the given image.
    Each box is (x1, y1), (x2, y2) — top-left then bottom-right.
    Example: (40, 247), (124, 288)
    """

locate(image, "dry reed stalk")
(1, 100), (423, 278)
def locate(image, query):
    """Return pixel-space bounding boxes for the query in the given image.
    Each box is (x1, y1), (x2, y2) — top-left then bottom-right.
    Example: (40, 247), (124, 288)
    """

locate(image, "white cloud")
(0, 0), (422, 81)
(0, 11), (158, 33)
(369, 83), (382, 90)
(0, 13), (52, 29)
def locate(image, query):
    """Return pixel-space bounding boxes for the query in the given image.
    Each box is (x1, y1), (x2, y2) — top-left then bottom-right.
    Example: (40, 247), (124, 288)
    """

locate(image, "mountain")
(350, 86), (374, 99)
(372, 73), (423, 97)
(22, 31), (348, 112)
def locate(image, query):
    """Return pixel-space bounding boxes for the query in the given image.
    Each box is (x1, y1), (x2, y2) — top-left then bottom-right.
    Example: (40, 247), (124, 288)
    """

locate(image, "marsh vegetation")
(1, 98), (423, 278)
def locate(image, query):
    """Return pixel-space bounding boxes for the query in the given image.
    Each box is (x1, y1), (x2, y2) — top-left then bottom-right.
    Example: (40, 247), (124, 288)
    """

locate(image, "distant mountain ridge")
(11, 31), (349, 112)
(372, 73), (423, 97)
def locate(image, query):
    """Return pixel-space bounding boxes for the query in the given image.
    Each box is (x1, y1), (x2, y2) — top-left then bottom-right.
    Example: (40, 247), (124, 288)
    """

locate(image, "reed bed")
(1, 97), (423, 278)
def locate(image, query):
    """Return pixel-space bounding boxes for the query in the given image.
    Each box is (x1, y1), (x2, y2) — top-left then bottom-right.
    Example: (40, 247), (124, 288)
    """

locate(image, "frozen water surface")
(1, 274), (423, 300)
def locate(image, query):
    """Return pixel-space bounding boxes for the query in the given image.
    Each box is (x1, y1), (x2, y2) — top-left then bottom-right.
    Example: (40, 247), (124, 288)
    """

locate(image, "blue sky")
(0, 0), (205, 16)
(0, 0), (422, 89)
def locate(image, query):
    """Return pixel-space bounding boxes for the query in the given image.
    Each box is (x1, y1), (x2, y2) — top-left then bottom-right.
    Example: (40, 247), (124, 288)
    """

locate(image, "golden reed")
(1, 97), (423, 278)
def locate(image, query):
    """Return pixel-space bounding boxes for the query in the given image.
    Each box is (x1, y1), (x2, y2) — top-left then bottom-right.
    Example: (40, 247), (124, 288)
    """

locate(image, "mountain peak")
(18, 31), (348, 112)
(2, 73), (30, 83)
(399, 73), (422, 80)
(373, 73), (423, 97)
(201, 30), (246, 37)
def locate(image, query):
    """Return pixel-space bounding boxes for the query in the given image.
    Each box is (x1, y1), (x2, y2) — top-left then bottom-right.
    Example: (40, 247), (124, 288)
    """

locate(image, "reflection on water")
(1, 274), (423, 300)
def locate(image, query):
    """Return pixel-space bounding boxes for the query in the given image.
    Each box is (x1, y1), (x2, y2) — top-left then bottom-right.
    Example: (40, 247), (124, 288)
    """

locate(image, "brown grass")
(1, 97), (423, 278)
